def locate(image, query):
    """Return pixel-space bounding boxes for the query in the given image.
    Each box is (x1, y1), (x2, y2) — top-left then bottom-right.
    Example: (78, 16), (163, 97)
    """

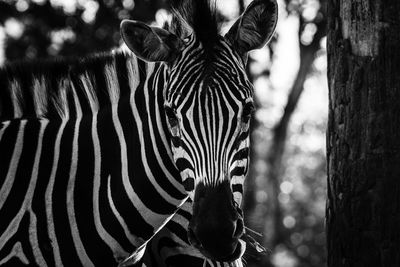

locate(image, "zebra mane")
(171, 0), (219, 58)
(0, 51), (142, 121)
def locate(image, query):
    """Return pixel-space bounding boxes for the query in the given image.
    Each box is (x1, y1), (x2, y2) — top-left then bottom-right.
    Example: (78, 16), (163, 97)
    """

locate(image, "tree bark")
(327, 1), (400, 266)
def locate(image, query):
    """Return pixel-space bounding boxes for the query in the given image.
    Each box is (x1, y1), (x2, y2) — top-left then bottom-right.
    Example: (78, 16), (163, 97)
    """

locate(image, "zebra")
(0, 0), (278, 266)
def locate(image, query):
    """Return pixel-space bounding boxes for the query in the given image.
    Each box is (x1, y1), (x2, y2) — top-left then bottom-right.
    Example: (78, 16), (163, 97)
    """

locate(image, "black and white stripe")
(165, 35), (252, 206)
(0, 52), (188, 266)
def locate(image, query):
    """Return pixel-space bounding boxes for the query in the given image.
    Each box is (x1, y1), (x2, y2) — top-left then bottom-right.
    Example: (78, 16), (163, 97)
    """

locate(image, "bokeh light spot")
(283, 215), (296, 228)
(280, 181), (294, 194)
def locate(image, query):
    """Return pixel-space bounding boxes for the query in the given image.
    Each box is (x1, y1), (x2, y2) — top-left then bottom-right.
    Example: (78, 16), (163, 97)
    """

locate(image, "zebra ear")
(225, 0), (278, 56)
(120, 20), (184, 62)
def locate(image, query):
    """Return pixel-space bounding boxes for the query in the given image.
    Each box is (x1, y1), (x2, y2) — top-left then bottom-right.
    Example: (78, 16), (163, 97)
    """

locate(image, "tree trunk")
(327, 1), (400, 266)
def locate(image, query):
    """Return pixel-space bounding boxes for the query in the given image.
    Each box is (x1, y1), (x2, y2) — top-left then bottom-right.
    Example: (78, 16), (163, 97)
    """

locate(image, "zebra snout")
(188, 181), (245, 261)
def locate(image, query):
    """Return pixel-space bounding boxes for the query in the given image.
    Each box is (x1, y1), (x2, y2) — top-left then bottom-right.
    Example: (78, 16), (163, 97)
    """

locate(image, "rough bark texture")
(327, 1), (400, 266)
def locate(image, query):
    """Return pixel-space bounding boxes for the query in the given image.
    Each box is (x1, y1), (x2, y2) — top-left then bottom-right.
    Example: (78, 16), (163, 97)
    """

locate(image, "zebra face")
(121, 0), (278, 261)
(164, 37), (253, 204)
(163, 37), (253, 261)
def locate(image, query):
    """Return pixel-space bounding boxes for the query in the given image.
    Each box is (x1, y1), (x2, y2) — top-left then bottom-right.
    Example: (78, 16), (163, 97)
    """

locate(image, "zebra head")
(121, 0), (277, 262)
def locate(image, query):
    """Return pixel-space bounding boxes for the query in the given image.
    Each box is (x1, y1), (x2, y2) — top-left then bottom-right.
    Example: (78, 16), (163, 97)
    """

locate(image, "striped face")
(163, 36), (253, 261)
(164, 36), (253, 205)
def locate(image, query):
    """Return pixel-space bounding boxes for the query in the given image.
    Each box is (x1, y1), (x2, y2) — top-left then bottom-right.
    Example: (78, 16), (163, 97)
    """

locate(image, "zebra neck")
(86, 55), (188, 252)
(0, 52), (188, 262)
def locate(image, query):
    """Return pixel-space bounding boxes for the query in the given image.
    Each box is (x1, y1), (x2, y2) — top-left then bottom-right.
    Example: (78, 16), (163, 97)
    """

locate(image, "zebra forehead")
(169, 83), (250, 112)
(166, 54), (251, 105)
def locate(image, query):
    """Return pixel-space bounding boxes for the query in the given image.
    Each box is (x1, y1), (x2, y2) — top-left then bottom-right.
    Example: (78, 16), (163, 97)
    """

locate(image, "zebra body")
(0, 0), (278, 266)
(0, 52), (187, 266)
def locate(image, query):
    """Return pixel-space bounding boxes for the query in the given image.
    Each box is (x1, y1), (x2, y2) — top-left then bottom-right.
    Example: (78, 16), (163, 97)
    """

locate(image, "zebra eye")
(242, 103), (254, 123)
(165, 106), (179, 128)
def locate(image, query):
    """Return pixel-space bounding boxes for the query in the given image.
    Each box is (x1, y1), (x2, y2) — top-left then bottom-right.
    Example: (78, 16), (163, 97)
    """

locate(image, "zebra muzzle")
(188, 181), (246, 261)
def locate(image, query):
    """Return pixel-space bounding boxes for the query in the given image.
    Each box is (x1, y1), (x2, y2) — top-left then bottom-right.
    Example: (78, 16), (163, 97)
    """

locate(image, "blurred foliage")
(242, 0), (327, 266)
(0, 0), (167, 61)
(0, 0), (327, 266)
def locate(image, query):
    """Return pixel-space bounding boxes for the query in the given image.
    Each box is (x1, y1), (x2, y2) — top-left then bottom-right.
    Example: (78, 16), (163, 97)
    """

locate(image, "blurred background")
(0, 0), (327, 266)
